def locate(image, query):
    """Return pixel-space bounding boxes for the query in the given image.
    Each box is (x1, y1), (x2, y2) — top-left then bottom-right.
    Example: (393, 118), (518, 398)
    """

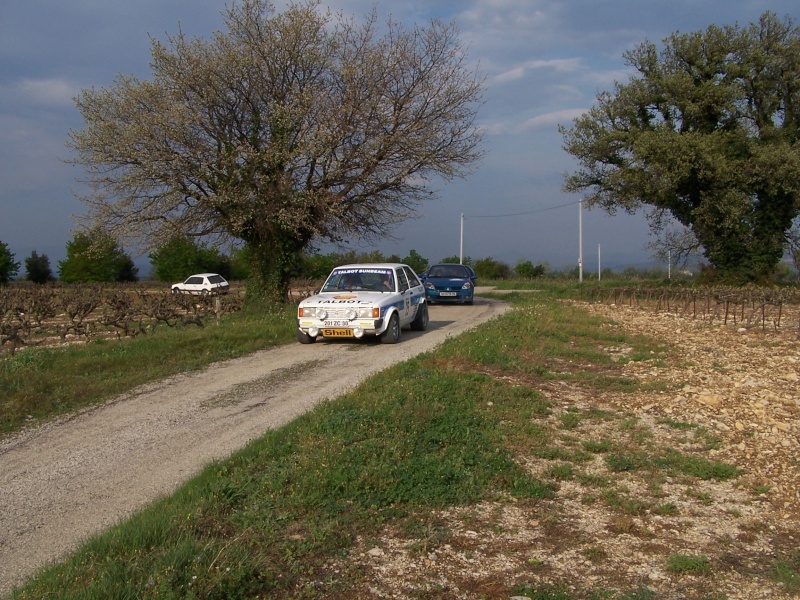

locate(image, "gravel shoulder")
(0, 297), (508, 597)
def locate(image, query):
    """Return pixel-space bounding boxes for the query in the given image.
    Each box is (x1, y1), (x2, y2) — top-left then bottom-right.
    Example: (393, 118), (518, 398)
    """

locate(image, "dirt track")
(0, 297), (508, 597)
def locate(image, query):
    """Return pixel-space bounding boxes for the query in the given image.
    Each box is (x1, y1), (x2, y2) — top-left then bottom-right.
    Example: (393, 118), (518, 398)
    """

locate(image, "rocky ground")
(336, 301), (800, 599)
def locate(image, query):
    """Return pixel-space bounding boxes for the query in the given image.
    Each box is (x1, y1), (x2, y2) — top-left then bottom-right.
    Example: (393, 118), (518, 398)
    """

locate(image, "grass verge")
(1, 304), (297, 437)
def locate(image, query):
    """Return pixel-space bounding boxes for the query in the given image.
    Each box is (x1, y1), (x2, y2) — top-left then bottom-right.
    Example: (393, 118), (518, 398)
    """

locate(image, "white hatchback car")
(171, 273), (229, 295)
(296, 263), (428, 344)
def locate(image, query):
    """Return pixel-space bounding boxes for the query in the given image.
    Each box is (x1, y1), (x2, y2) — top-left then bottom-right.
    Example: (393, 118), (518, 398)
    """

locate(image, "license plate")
(321, 328), (353, 337)
(440, 291), (457, 297)
(324, 320), (350, 327)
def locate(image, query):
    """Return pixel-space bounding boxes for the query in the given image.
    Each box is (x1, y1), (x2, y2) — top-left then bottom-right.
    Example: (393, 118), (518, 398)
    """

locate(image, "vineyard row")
(581, 286), (800, 336)
(0, 284), (247, 355)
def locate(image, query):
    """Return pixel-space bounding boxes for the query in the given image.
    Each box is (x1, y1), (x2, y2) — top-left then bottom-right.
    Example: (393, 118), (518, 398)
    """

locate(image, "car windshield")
(322, 268), (394, 292)
(429, 265), (469, 278)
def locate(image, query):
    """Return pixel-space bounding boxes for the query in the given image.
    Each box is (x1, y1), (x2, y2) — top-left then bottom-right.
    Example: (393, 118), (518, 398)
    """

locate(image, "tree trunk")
(244, 231), (307, 307)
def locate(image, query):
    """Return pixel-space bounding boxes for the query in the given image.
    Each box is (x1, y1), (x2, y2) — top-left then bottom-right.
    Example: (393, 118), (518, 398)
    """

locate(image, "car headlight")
(358, 307), (380, 318)
(462, 281), (473, 290)
(299, 306), (325, 319)
(425, 282), (435, 290)
(345, 308), (358, 320)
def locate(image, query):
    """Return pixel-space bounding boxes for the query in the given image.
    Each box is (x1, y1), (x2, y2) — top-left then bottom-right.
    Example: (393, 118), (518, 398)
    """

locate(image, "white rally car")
(296, 263), (428, 344)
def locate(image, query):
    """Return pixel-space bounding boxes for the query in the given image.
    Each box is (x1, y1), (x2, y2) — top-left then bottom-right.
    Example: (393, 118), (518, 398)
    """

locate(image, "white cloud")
(521, 108), (586, 130)
(17, 78), (79, 107)
(493, 57), (583, 84)
(484, 108), (587, 135)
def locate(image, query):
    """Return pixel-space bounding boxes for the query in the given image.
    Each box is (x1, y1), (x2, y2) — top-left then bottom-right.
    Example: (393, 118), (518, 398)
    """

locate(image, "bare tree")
(68, 0), (484, 302)
(644, 208), (703, 269)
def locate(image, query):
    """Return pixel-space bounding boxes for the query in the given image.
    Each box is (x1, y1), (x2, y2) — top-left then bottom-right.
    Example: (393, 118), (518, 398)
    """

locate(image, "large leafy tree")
(58, 231), (138, 283)
(561, 12), (800, 283)
(68, 0), (484, 303)
(0, 241), (20, 284)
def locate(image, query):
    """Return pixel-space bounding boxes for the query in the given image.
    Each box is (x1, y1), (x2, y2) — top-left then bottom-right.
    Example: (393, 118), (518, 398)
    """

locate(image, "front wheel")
(410, 303), (428, 331)
(380, 313), (401, 344)
(297, 329), (316, 344)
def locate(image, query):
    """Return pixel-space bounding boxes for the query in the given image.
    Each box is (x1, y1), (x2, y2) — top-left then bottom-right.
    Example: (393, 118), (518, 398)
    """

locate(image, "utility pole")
(459, 213), (464, 264)
(598, 243), (601, 281)
(578, 199), (583, 282)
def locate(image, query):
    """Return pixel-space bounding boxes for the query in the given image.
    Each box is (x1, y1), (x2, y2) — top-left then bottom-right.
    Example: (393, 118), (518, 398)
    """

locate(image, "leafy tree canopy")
(515, 260), (546, 279)
(58, 230), (138, 283)
(0, 241), (20, 284)
(561, 12), (800, 283)
(149, 236), (230, 282)
(402, 249), (428, 274)
(473, 256), (511, 280)
(68, 0), (484, 303)
(439, 255), (472, 266)
(24, 251), (55, 284)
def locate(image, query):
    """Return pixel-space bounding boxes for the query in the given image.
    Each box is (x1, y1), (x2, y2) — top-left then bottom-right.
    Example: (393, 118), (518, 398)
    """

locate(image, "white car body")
(296, 263), (428, 344)
(171, 273), (229, 295)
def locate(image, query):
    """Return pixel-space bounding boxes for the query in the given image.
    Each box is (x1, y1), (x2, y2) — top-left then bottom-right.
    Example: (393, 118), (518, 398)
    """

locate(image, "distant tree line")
(2, 232), (556, 285)
(4, 231), (797, 287)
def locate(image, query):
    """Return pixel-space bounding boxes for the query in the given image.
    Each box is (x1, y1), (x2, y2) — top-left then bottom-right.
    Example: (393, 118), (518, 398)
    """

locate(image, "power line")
(464, 200), (578, 219)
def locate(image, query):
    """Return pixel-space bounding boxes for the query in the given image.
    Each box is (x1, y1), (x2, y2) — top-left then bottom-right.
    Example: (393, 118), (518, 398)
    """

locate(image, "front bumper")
(297, 318), (385, 339)
(425, 289), (473, 303)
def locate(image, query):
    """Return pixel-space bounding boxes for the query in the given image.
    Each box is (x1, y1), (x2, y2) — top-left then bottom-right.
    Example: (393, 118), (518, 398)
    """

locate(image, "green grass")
(8, 284), (769, 599)
(770, 549), (800, 592)
(666, 553), (712, 574)
(1, 304), (298, 436)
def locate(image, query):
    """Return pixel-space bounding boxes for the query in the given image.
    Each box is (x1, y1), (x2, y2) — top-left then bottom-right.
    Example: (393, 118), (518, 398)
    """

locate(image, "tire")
(297, 329), (316, 344)
(380, 313), (401, 344)
(410, 302), (429, 331)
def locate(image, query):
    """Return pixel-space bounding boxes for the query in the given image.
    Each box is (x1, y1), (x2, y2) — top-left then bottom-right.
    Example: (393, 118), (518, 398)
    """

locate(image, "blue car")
(421, 263), (477, 304)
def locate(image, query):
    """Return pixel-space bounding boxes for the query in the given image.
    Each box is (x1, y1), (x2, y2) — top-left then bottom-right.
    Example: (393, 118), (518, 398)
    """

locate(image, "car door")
(394, 267), (413, 325)
(402, 266), (425, 322)
(185, 276), (205, 293)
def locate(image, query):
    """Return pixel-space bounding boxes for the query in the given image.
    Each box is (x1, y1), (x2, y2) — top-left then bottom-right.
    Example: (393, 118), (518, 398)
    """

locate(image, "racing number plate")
(440, 291), (457, 297)
(321, 328), (354, 337)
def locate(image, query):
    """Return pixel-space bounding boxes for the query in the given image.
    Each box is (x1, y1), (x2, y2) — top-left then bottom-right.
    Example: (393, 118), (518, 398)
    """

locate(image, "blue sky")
(1, 0), (797, 275)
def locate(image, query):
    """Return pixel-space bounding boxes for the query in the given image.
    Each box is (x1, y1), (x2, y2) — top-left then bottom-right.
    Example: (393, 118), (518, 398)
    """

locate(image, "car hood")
(300, 291), (392, 305)
(426, 276), (469, 283)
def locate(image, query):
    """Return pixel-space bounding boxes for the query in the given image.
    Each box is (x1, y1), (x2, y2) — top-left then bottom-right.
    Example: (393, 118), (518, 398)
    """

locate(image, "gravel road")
(0, 297), (507, 597)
